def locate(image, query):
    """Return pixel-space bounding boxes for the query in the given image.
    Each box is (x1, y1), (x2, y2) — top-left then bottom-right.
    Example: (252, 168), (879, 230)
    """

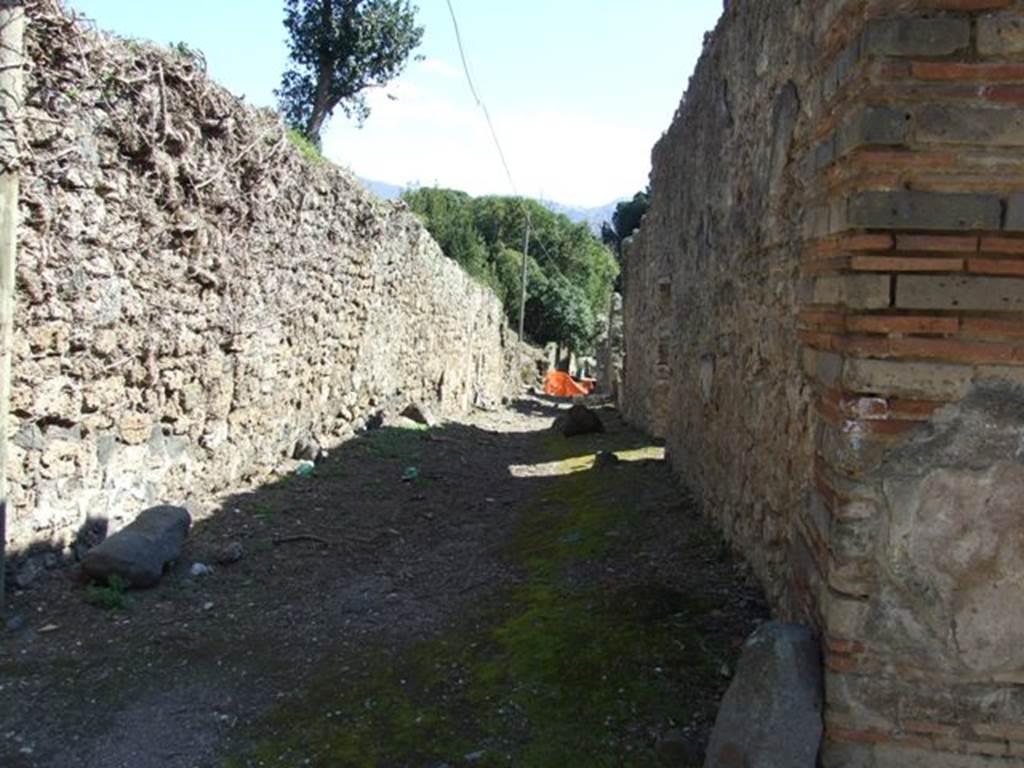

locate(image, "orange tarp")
(543, 370), (593, 398)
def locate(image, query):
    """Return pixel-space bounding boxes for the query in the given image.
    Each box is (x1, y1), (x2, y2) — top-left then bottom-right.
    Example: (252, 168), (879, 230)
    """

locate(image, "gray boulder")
(554, 404), (605, 437)
(705, 622), (822, 768)
(81, 505), (192, 588)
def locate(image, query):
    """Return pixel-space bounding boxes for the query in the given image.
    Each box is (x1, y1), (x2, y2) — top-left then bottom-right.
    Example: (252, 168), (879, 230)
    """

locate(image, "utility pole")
(517, 205), (531, 348)
(0, 0), (24, 611)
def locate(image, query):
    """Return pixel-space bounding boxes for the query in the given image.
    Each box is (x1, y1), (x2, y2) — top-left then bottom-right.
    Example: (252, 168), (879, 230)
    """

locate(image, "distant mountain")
(539, 199), (622, 235)
(357, 177), (623, 235)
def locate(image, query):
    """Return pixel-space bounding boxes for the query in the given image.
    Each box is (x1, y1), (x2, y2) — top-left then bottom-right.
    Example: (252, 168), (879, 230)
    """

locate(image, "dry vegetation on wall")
(11, 0), (514, 557)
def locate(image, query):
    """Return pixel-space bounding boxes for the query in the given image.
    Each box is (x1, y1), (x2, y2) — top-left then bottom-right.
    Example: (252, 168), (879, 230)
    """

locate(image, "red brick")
(879, 337), (1024, 364)
(888, 399), (945, 420)
(984, 85), (1024, 104)
(964, 741), (1010, 757)
(846, 314), (959, 335)
(850, 255), (964, 273)
(974, 723), (1024, 742)
(806, 234), (895, 258)
(913, 62), (1024, 82)
(799, 310), (847, 332)
(968, 258), (1024, 276)
(981, 236), (1024, 255)
(896, 235), (978, 253)
(961, 317), (1024, 339)
(902, 720), (959, 738)
(825, 637), (866, 655)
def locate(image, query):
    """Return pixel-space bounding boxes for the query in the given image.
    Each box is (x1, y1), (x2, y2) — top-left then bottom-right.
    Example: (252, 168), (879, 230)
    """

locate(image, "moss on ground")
(223, 441), (725, 767)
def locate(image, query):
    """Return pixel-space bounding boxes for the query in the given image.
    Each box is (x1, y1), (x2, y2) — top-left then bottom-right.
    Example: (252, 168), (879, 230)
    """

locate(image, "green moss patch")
(224, 444), (726, 767)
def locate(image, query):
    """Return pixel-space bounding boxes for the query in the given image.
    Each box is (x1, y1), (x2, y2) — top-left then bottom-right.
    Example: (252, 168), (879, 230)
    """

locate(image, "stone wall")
(8, 2), (515, 556)
(623, 0), (1024, 765)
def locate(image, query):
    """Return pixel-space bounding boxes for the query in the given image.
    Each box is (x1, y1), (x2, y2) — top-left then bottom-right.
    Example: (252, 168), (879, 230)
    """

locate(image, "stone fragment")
(117, 413), (152, 446)
(292, 436), (322, 462)
(401, 402), (439, 428)
(705, 622), (822, 768)
(553, 404), (605, 437)
(81, 505), (191, 588)
(215, 541), (244, 565)
(656, 729), (703, 766)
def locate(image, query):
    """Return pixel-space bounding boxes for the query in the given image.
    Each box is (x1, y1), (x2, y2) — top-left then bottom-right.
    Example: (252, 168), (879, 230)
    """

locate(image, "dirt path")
(0, 398), (767, 767)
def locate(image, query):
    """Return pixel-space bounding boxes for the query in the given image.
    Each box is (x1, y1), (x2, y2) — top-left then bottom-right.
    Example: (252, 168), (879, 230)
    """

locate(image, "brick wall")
(624, 0), (1024, 765)
(802, 2), (1024, 765)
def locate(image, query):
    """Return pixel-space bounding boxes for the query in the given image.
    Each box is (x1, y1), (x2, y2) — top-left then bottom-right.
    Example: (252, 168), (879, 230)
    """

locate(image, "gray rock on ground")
(705, 622), (823, 768)
(81, 505), (192, 588)
(553, 404), (605, 437)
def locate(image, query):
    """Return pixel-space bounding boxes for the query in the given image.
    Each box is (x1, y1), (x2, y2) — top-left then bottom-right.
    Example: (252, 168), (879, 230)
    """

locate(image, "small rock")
(81, 505), (191, 588)
(656, 730), (703, 766)
(402, 402), (439, 428)
(190, 562), (213, 577)
(216, 541), (244, 565)
(203, 601), (214, 611)
(594, 450), (620, 469)
(553, 404), (605, 437)
(12, 555), (45, 589)
(293, 436), (322, 462)
(464, 751), (486, 764)
(38, 624), (59, 634)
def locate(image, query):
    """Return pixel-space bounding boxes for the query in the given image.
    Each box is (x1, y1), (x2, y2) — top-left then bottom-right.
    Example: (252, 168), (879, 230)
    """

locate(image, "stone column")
(798, 3), (1024, 764)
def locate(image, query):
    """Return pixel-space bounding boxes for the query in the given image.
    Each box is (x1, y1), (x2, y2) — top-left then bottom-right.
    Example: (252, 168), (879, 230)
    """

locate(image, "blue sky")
(67, 1), (722, 207)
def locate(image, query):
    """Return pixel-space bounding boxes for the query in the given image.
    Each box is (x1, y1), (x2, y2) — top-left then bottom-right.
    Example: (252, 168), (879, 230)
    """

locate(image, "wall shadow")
(0, 398), (768, 768)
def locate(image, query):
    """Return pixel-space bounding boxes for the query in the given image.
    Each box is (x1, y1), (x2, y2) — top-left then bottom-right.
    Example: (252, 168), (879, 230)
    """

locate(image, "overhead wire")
(443, 0), (532, 343)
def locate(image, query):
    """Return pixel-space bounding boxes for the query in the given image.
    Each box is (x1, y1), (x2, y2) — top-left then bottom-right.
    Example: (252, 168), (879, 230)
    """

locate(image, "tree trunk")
(304, 0), (338, 144)
(0, 0), (25, 611)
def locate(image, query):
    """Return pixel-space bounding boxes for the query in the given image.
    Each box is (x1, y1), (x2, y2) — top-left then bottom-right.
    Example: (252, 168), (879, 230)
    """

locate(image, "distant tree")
(277, 0), (424, 144)
(403, 187), (618, 354)
(601, 189), (650, 257)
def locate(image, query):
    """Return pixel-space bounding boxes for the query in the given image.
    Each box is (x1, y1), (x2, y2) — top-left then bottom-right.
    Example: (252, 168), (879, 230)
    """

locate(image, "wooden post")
(517, 205), (530, 347)
(0, 0), (24, 610)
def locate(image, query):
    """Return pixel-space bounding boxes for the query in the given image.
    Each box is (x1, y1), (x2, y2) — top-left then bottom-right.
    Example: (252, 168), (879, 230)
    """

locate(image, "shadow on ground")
(0, 398), (768, 768)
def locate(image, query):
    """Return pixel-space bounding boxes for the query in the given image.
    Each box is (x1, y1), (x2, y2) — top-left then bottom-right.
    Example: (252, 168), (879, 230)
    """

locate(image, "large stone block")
(705, 622), (823, 768)
(978, 13), (1024, 57)
(916, 105), (1024, 147)
(896, 274), (1024, 312)
(862, 17), (970, 58)
(81, 505), (191, 588)
(846, 192), (1002, 232)
(842, 359), (972, 400)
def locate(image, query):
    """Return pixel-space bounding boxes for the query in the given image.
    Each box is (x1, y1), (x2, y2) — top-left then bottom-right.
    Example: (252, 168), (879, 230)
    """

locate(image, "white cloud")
(321, 79), (652, 207)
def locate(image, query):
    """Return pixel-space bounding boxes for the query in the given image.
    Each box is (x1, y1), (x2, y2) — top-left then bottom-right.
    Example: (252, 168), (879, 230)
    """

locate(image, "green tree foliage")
(601, 189), (650, 257)
(277, 0), (424, 144)
(403, 188), (618, 353)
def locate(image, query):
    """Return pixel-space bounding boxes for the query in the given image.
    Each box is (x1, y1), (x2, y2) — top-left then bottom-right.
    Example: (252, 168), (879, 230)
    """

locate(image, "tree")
(277, 0), (424, 144)
(601, 189), (650, 257)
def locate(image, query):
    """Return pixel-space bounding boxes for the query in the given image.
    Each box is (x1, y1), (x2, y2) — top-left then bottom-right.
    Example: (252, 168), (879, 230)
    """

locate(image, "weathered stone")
(862, 17), (970, 58)
(916, 105), (1024, 147)
(977, 14), (1024, 57)
(705, 622), (823, 768)
(401, 402), (439, 428)
(845, 192), (1002, 232)
(896, 275), (1024, 312)
(553, 404), (605, 437)
(81, 505), (191, 588)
